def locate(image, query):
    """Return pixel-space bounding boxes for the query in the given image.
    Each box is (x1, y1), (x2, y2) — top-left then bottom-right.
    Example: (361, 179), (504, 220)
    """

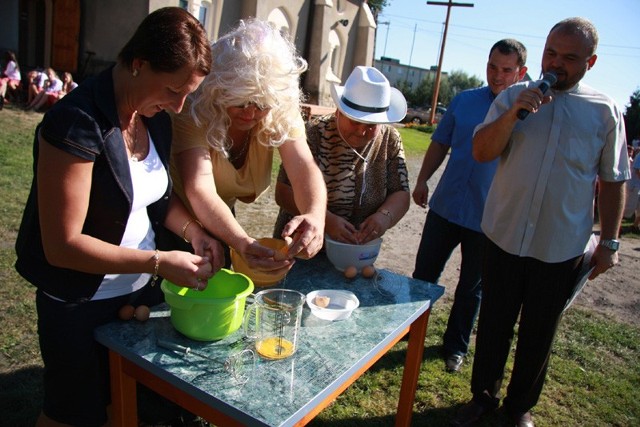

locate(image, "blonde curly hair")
(189, 18), (307, 156)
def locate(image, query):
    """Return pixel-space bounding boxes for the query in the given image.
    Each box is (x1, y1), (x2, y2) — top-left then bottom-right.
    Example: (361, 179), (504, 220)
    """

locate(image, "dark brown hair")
(4, 50), (18, 68)
(490, 39), (527, 68)
(118, 7), (211, 75)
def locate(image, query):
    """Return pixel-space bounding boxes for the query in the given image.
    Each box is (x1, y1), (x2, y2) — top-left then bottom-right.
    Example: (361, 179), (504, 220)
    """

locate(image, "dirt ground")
(236, 154), (640, 328)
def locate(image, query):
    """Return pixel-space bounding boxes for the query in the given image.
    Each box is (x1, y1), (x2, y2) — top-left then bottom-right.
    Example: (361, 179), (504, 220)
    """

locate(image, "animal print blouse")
(273, 114), (409, 236)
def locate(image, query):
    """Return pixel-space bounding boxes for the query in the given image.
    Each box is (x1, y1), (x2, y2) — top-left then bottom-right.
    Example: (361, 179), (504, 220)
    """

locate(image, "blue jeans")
(413, 210), (486, 356)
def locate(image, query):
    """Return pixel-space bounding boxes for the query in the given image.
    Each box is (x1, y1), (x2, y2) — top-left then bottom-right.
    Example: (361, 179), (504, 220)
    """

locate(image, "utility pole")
(378, 21), (390, 57)
(406, 23), (417, 83)
(426, 1), (474, 125)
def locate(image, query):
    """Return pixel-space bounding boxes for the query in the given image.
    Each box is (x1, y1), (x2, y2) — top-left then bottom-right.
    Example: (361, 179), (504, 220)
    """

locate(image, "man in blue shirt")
(412, 39), (528, 372)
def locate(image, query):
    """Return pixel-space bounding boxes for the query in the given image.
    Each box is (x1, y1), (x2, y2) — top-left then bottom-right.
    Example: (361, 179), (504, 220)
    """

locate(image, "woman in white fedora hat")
(274, 66), (410, 244)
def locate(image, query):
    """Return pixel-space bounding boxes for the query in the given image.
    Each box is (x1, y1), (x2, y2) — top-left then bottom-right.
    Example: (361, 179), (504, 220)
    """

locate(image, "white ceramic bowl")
(324, 235), (382, 272)
(306, 290), (360, 321)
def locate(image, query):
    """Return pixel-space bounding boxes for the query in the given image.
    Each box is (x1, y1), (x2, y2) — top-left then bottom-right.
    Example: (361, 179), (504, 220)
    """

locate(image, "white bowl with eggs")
(324, 234), (382, 272)
(306, 290), (360, 321)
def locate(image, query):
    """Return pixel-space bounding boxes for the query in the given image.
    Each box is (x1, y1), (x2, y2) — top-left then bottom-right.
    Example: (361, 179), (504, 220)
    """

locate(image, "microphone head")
(543, 72), (558, 86)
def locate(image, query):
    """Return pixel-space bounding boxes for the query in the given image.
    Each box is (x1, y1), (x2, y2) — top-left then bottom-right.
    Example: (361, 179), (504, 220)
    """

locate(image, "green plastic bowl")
(161, 269), (254, 341)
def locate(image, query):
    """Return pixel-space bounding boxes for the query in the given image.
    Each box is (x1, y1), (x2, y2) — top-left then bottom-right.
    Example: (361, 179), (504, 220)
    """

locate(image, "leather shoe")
(445, 354), (464, 372)
(450, 400), (491, 426)
(511, 411), (534, 427)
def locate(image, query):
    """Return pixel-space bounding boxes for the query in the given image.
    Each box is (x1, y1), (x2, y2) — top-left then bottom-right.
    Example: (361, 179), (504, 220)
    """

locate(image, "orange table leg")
(109, 351), (139, 427)
(395, 308), (431, 427)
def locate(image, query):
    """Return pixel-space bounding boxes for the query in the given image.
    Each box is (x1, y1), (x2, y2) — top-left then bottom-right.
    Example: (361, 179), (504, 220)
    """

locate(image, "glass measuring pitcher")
(243, 288), (305, 360)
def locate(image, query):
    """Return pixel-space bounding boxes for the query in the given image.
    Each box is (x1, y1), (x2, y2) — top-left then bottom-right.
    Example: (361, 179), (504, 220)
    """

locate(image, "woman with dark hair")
(0, 50), (21, 108)
(15, 7), (221, 426)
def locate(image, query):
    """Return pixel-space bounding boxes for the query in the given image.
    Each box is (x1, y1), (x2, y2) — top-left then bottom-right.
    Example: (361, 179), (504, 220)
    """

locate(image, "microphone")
(516, 72), (558, 120)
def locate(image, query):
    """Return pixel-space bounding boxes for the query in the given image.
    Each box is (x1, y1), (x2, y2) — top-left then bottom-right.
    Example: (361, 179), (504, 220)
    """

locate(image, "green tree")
(446, 69), (483, 101)
(399, 70), (482, 108)
(412, 77), (433, 108)
(368, 0), (389, 15)
(624, 89), (640, 143)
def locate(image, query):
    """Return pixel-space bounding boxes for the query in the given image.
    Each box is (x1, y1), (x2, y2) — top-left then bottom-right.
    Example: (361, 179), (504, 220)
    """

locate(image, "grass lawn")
(0, 106), (638, 426)
(397, 124), (433, 157)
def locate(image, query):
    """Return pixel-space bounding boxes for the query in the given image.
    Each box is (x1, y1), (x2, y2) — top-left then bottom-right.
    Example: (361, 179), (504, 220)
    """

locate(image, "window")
(267, 7), (290, 37)
(198, 5), (208, 27)
(325, 30), (341, 82)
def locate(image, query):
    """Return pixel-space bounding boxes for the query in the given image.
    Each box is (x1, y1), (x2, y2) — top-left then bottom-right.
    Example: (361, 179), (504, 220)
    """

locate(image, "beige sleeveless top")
(170, 107), (305, 212)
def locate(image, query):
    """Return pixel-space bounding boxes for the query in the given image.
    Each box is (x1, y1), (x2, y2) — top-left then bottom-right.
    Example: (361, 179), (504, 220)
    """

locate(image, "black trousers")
(471, 240), (583, 414)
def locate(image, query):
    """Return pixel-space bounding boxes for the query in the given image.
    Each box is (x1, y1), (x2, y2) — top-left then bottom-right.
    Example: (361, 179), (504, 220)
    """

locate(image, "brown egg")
(273, 246), (288, 261)
(343, 265), (358, 279)
(134, 305), (150, 322)
(118, 304), (135, 321)
(362, 265), (376, 278)
(273, 236), (293, 261)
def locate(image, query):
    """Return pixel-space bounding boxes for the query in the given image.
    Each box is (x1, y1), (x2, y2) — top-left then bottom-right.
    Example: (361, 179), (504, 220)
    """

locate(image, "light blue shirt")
(428, 86), (498, 232)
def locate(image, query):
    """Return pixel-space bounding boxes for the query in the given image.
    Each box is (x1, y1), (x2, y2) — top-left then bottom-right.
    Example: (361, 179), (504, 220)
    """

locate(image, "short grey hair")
(550, 17), (599, 56)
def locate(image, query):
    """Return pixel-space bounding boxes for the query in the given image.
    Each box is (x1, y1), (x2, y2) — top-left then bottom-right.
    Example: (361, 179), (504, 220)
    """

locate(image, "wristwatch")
(599, 239), (620, 251)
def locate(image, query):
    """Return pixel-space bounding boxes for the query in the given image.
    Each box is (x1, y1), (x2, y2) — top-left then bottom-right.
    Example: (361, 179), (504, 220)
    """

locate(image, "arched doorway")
(51, 0), (80, 73)
(18, 0), (80, 72)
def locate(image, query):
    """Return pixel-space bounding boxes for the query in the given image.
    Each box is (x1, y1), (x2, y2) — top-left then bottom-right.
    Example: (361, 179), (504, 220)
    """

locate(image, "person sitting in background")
(39, 71), (78, 108)
(25, 67), (63, 111)
(0, 50), (21, 109)
(14, 7), (221, 426)
(170, 18), (326, 274)
(59, 71), (78, 97)
(274, 66), (410, 244)
(26, 69), (48, 105)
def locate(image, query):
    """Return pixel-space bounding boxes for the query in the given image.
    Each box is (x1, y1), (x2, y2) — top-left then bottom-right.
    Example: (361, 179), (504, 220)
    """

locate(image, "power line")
(379, 13), (640, 51)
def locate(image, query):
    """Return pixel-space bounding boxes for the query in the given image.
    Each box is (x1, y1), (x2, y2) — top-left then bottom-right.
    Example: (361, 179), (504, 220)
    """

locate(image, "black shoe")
(504, 409), (535, 427)
(450, 400), (492, 426)
(445, 354), (464, 372)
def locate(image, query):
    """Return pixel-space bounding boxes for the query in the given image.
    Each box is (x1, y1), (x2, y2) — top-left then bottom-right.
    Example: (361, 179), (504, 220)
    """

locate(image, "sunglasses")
(232, 102), (270, 112)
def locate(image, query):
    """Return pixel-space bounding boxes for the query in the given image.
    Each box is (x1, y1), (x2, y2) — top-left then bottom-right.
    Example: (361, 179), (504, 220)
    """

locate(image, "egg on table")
(118, 304), (135, 321)
(343, 265), (358, 279)
(361, 265), (376, 278)
(134, 305), (150, 322)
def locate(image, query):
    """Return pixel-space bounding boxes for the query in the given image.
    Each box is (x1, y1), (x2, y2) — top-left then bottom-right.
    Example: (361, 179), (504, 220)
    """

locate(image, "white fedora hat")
(330, 66), (407, 124)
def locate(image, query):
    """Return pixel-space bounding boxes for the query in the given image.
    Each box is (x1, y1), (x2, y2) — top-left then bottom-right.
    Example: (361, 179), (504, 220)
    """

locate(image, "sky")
(374, 0), (640, 110)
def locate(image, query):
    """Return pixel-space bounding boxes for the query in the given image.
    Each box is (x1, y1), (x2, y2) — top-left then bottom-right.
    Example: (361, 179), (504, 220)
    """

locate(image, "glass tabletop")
(95, 255), (444, 427)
